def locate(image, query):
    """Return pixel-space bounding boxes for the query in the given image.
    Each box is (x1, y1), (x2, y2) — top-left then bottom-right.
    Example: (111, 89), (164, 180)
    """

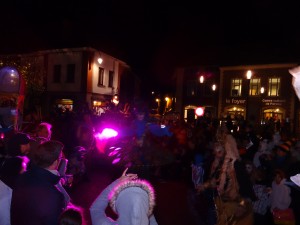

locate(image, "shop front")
(222, 96), (290, 132)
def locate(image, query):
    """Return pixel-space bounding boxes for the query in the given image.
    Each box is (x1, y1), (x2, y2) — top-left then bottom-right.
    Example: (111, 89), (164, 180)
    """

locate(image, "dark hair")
(0, 156), (29, 188)
(274, 169), (286, 179)
(36, 122), (52, 133)
(6, 132), (31, 156)
(31, 140), (64, 168)
(59, 206), (85, 225)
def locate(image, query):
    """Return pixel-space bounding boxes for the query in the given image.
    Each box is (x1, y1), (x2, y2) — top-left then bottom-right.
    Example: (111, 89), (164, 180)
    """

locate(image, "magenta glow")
(95, 128), (118, 140)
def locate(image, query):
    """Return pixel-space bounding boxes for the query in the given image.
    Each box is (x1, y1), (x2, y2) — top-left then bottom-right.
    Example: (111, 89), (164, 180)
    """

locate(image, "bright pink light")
(112, 158), (121, 164)
(95, 128), (118, 140)
(102, 128), (118, 138)
(195, 107), (204, 116)
(108, 150), (119, 157)
(94, 128), (118, 154)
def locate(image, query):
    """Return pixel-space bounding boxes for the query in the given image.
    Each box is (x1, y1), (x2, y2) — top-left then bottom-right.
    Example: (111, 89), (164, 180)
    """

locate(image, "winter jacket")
(11, 165), (67, 225)
(0, 180), (12, 225)
(90, 178), (158, 225)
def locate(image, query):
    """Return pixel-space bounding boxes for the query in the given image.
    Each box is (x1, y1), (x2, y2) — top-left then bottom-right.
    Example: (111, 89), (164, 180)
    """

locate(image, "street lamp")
(97, 57), (103, 64)
(246, 70), (252, 121)
(199, 75), (204, 84)
(260, 86), (265, 124)
(212, 84), (217, 91)
(165, 97), (170, 113)
(246, 70), (252, 80)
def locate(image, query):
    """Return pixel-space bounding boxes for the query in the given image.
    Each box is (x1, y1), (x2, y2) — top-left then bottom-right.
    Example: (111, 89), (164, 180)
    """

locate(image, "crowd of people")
(1, 108), (300, 225)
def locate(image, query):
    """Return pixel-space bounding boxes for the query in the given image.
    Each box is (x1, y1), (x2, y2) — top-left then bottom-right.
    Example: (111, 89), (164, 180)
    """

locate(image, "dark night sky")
(1, 1), (300, 92)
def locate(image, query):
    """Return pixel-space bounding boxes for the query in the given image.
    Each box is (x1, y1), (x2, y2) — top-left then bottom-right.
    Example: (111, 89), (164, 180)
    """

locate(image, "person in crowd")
(131, 110), (148, 147)
(33, 122), (52, 142)
(270, 169), (294, 225)
(251, 168), (273, 225)
(76, 113), (95, 151)
(273, 140), (294, 173)
(0, 156), (29, 225)
(196, 142), (225, 225)
(214, 124), (254, 225)
(270, 169), (292, 212)
(66, 146), (88, 186)
(11, 140), (71, 225)
(6, 132), (31, 157)
(90, 167), (158, 225)
(59, 205), (86, 225)
(215, 123), (241, 200)
(243, 124), (260, 161)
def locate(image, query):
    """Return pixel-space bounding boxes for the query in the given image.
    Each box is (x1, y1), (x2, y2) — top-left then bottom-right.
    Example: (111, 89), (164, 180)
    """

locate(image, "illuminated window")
(249, 78), (261, 96)
(268, 77), (280, 96)
(231, 78), (242, 96)
(98, 67), (104, 86)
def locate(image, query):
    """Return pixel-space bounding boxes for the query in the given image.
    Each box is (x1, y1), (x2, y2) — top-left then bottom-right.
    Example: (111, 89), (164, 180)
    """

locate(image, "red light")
(195, 107), (204, 116)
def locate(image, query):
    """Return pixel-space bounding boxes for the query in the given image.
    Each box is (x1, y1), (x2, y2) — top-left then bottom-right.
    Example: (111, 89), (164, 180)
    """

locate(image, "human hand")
(120, 168), (138, 181)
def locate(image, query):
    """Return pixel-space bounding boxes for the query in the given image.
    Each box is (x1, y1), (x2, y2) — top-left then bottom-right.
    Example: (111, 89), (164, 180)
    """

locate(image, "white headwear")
(290, 174), (300, 187)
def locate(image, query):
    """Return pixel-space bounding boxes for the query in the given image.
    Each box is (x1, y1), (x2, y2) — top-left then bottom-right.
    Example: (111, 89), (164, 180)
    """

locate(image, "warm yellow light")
(246, 70), (252, 79)
(165, 97), (169, 102)
(98, 57), (103, 64)
(260, 87), (265, 94)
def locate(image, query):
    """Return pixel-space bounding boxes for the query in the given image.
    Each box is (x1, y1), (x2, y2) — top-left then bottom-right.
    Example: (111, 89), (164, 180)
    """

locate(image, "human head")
(276, 140), (292, 157)
(244, 160), (254, 174)
(216, 122), (229, 142)
(108, 179), (155, 225)
(6, 132), (31, 156)
(290, 174), (300, 188)
(30, 140), (64, 169)
(274, 169), (285, 184)
(59, 205), (85, 225)
(0, 156), (29, 188)
(36, 122), (52, 140)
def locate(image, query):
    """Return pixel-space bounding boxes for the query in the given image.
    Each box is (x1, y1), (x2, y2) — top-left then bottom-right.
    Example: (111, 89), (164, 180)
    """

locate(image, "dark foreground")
(67, 149), (205, 225)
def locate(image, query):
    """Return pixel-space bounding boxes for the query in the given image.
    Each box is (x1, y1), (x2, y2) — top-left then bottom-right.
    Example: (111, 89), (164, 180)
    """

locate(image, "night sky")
(1, 1), (300, 92)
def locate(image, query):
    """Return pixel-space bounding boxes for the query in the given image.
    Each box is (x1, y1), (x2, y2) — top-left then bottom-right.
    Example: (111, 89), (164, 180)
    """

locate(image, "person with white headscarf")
(90, 168), (158, 225)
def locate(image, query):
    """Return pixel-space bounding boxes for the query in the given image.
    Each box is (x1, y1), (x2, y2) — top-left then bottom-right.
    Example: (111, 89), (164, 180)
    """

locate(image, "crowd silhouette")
(1, 108), (300, 225)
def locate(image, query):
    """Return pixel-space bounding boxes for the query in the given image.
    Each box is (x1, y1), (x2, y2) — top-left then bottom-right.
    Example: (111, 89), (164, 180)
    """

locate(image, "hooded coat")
(90, 178), (158, 225)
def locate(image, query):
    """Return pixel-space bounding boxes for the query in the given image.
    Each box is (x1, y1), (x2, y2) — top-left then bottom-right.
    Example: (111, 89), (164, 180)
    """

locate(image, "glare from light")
(94, 128), (118, 140)
(212, 84), (216, 91)
(260, 87), (265, 94)
(98, 57), (103, 64)
(112, 158), (121, 164)
(199, 75), (204, 83)
(246, 70), (252, 79)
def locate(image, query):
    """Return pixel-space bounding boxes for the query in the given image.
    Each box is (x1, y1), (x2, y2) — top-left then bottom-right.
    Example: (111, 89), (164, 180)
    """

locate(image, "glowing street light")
(212, 84), (217, 91)
(245, 70), (252, 121)
(199, 75), (204, 84)
(97, 57), (103, 64)
(246, 70), (252, 79)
